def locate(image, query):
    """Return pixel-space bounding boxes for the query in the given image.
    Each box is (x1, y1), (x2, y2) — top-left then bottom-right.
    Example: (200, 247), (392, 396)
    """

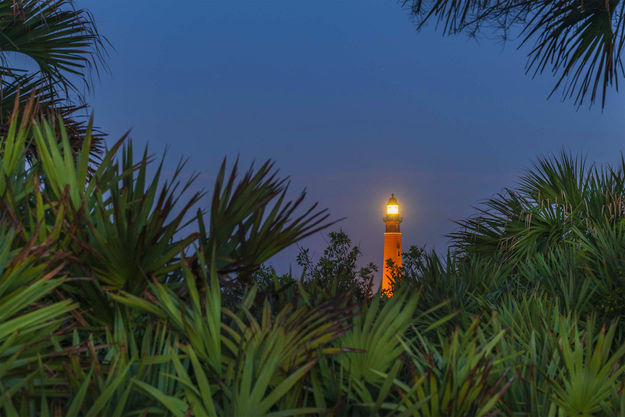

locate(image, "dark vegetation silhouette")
(0, 0), (108, 158)
(400, 0), (625, 108)
(1, 0), (624, 415)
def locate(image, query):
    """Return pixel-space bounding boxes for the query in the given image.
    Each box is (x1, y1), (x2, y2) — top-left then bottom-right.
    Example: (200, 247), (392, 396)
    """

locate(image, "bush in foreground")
(1, 116), (625, 415)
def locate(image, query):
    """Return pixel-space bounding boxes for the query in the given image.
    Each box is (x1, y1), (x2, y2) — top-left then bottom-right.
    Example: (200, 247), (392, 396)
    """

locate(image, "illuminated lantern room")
(386, 194), (399, 216)
(383, 194), (402, 233)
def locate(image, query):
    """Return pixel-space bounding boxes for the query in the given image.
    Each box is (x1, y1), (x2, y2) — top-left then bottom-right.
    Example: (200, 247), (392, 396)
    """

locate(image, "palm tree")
(401, 0), (624, 108)
(450, 151), (625, 260)
(0, 0), (107, 156)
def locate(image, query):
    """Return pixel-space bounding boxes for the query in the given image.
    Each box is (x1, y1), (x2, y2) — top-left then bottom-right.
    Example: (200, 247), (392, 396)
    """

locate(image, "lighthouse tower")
(382, 194), (402, 294)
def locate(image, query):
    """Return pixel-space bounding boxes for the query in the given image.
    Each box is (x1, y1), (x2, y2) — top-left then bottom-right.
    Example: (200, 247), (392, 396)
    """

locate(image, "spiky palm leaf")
(306, 292), (420, 415)
(115, 251), (352, 416)
(0, 0), (105, 92)
(199, 158), (335, 281)
(550, 319), (625, 415)
(80, 142), (202, 295)
(385, 317), (514, 416)
(0, 228), (76, 414)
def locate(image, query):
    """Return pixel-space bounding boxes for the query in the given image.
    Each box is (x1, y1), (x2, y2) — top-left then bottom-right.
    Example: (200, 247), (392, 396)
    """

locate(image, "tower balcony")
(383, 214), (403, 223)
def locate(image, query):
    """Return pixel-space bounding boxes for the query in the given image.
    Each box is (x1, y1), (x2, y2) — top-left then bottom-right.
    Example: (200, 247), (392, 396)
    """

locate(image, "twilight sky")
(84, 0), (624, 286)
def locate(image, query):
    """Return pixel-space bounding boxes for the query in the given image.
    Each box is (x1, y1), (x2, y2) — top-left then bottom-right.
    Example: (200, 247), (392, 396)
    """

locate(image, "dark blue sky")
(84, 0), (624, 285)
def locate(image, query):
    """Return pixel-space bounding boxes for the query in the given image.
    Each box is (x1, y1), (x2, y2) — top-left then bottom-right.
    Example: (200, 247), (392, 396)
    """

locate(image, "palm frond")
(199, 158), (337, 280)
(0, 0), (107, 100)
(401, 0), (625, 107)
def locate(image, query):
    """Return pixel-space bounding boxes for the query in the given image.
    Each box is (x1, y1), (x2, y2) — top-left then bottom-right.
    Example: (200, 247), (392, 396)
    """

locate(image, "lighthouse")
(382, 194), (402, 294)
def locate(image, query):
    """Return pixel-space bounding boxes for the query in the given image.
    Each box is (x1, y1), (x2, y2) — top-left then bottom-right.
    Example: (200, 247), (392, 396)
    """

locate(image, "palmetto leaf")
(572, 221), (625, 317)
(0, 0), (106, 99)
(0, 0), (108, 159)
(81, 142), (202, 294)
(0, 227), (76, 414)
(550, 319), (625, 415)
(492, 293), (573, 415)
(337, 291), (419, 384)
(401, 0), (625, 107)
(311, 290), (420, 414)
(396, 316), (515, 416)
(22, 312), (187, 415)
(199, 158), (336, 279)
(0, 107), (33, 221)
(116, 250), (350, 416)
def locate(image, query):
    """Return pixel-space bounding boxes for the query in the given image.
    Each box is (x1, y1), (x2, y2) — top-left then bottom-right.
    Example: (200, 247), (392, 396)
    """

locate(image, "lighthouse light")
(387, 204), (399, 215)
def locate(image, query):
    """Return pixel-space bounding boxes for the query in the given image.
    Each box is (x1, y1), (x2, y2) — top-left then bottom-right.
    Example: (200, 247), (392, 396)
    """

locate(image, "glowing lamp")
(386, 194), (400, 216)
(387, 204), (399, 215)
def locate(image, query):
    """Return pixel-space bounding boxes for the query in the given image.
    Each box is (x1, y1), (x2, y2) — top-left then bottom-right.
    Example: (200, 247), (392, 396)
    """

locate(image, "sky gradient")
(84, 0), (625, 286)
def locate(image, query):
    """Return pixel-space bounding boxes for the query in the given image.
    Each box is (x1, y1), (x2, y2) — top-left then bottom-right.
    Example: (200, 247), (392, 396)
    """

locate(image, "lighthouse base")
(382, 232), (402, 294)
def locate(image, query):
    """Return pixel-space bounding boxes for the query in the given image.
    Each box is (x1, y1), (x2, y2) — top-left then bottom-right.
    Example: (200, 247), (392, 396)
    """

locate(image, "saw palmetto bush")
(0, 113), (438, 415)
(451, 152), (625, 261)
(3, 112), (625, 415)
(389, 246), (513, 325)
(383, 151), (625, 415)
(440, 151), (625, 321)
(0, 112), (348, 414)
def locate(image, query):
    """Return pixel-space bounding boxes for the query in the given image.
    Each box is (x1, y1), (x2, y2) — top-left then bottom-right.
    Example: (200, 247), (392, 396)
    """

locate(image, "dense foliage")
(0, 113), (624, 415)
(297, 230), (377, 301)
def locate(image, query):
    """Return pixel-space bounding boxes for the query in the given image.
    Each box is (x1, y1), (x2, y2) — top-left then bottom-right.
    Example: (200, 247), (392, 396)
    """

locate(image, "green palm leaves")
(447, 151), (625, 321)
(0, 228), (76, 412)
(550, 320), (625, 416)
(395, 319), (511, 417)
(0, 0), (104, 95)
(0, 112), (352, 414)
(402, 0), (624, 107)
(201, 159), (332, 279)
(0, 0), (107, 157)
(3, 114), (625, 413)
(338, 292), (418, 384)
(451, 151), (625, 262)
